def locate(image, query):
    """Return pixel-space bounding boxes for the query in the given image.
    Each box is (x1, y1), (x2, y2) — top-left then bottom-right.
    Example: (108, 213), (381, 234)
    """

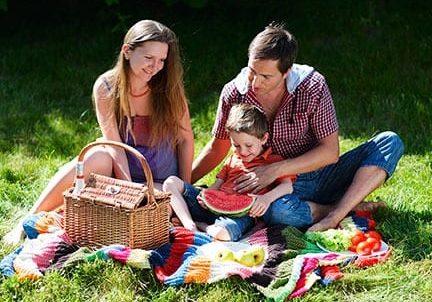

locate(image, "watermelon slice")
(198, 189), (255, 218)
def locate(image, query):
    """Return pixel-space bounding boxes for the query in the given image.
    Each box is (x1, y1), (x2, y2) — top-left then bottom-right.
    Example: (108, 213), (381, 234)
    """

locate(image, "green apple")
(215, 248), (235, 262)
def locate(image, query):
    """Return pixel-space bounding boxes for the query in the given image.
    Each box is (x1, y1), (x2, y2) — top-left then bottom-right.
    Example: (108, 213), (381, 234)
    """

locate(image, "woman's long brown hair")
(110, 20), (188, 148)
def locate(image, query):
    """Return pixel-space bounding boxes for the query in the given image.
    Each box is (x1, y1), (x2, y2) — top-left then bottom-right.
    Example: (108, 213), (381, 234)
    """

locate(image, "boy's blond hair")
(225, 104), (268, 139)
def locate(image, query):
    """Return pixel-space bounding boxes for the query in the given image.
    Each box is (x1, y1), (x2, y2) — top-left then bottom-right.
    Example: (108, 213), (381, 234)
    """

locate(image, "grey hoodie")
(233, 63), (315, 95)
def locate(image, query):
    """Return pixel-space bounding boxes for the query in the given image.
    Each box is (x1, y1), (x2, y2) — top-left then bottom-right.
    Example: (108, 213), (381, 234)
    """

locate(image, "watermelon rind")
(198, 189), (255, 218)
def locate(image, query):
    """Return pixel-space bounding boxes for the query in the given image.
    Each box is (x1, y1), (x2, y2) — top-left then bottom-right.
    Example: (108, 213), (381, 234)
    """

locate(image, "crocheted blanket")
(0, 211), (390, 301)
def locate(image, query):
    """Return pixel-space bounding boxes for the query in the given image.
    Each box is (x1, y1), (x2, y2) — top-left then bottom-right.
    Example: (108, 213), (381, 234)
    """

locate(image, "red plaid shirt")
(212, 68), (338, 159)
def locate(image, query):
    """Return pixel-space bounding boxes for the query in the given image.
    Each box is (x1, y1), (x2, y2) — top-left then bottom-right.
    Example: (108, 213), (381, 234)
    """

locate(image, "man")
(192, 23), (404, 231)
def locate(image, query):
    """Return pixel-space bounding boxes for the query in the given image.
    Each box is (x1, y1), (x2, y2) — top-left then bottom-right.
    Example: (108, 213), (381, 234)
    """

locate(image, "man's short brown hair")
(248, 22), (298, 73)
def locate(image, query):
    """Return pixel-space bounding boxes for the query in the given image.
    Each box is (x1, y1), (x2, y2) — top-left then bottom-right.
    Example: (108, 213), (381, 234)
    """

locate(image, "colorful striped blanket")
(0, 211), (390, 301)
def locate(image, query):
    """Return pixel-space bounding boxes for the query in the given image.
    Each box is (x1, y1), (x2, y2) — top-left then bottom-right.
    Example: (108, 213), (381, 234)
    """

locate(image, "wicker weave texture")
(81, 174), (148, 210)
(63, 140), (171, 250)
(64, 189), (170, 249)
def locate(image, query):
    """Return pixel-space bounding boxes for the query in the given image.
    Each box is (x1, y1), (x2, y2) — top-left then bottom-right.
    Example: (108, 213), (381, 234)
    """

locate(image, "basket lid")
(77, 173), (149, 210)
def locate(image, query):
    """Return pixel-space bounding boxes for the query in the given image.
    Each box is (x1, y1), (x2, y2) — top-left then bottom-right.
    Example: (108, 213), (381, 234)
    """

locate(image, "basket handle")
(72, 140), (156, 204)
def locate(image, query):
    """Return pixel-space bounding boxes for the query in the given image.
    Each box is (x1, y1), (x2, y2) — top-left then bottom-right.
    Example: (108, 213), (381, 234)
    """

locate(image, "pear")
(234, 246), (266, 267)
(234, 249), (256, 267)
(215, 248), (235, 262)
(250, 246), (265, 266)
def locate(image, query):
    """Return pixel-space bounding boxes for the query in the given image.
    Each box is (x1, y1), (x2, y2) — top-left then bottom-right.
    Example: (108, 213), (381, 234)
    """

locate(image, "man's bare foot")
(2, 225), (25, 245)
(353, 200), (386, 212)
(307, 216), (340, 232)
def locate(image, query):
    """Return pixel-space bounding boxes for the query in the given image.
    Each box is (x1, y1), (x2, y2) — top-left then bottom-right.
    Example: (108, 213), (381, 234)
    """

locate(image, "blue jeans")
(182, 184), (254, 241)
(263, 131), (404, 228)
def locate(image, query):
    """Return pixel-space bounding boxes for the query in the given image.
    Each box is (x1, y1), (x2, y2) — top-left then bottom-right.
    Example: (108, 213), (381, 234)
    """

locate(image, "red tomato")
(351, 232), (367, 246)
(355, 210), (372, 219)
(348, 245), (357, 253)
(365, 230), (382, 241)
(366, 237), (381, 252)
(356, 241), (372, 255)
(368, 219), (376, 230)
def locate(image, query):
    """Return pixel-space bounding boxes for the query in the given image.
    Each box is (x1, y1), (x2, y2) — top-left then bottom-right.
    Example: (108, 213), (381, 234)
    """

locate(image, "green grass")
(1, 0), (431, 301)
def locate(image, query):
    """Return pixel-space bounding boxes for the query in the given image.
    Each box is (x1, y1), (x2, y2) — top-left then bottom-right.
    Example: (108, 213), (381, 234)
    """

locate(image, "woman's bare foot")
(171, 216), (198, 231)
(171, 216), (183, 227)
(353, 200), (386, 212)
(2, 224), (25, 245)
(195, 222), (209, 232)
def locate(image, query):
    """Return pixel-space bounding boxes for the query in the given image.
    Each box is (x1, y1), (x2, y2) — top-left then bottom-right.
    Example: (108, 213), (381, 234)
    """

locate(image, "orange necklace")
(129, 86), (150, 98)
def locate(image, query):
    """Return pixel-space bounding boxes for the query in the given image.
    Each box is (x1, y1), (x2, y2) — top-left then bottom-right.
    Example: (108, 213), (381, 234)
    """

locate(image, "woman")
(3, 20), (194, 244)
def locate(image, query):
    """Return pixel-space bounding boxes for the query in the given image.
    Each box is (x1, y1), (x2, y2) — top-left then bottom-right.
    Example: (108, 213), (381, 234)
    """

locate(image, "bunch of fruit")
(348, 230), (382, 255)
(215, 245), (265, 267)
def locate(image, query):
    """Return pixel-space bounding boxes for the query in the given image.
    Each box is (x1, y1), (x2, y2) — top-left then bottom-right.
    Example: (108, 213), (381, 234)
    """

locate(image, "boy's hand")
(248, 196), (271, 218)
(196, 193), (208, 209)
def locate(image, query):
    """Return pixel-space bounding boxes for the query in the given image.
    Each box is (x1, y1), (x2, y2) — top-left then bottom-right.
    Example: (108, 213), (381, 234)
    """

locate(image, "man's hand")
(234, 163), (278, 194)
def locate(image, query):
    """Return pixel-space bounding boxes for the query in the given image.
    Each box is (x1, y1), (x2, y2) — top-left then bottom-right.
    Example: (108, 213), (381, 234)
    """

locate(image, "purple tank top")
(122, 116), (178, 184)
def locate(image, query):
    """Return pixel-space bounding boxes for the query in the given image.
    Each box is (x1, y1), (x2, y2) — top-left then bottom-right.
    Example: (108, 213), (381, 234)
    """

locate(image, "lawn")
(0, 0), (431, 301)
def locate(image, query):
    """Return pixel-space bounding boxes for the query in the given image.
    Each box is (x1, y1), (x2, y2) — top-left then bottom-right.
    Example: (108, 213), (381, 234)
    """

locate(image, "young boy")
(163, 103), (296, 241)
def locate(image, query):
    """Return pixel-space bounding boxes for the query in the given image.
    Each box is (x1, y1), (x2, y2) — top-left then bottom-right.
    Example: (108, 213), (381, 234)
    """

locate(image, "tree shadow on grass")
(0, 21), (115, 157)
(0, 1), (431, 158)
(179, 0), (432, 156)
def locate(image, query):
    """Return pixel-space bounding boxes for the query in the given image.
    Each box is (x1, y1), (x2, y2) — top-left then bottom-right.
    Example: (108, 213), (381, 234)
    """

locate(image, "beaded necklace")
(129, 86), (150, 98)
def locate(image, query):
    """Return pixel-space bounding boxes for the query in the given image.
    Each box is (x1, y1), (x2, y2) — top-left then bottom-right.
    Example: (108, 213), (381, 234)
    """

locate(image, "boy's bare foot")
(206, 225), (231, 241)
(2, 225), (25, 245)
(353, 200), (386, 212)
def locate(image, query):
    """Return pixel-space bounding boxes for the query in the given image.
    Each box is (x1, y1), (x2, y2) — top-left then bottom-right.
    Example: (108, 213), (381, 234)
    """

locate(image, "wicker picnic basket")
(64, 140), (171, 249)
